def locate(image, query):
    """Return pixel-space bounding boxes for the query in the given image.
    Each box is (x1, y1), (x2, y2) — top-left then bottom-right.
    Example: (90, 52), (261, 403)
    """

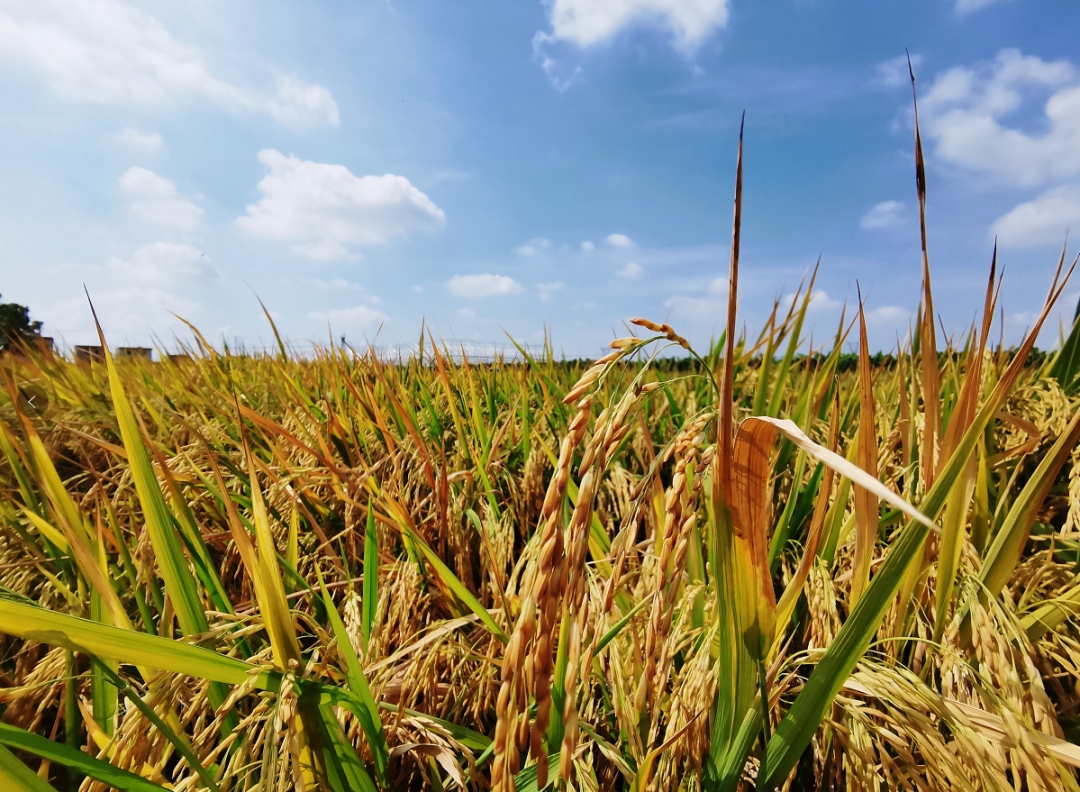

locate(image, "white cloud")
(606, 233), (636, 248)
(111, 127), (163, 154)
(993, 184), (1080, 247)
(46, 242), (213, 339)
(875, 54), (921, 89)
(543, 0), (730, 50)
(104, 242), (213, 286)
(44, 287), (202, 337)
(709, 277), (727, 295)
(514, 237), (551, 256)
(264, 74), (340, 129)
(119, 166), (202, 229)
(921, 49), (1080, 187)
(618, 261), (644, 279)
(807, 290), (842, 311)
(783, 289), (842, 313)
(860, 200), (906, 230)
(538, 281), (564, 301)
(310, 304), (389, 331)
(865, 305), (911, 325)
(292, 240), (362, 261)
(532, 32), (583, 92)
(663, 294), (725, 326)
(580, 240), (595, 251)
(0, 0), (339, 128)
(237, 150), (445, 259)
(447, 274), (524, 298)
(308, 278), (362, 290)
(955, 0), (1015, 14)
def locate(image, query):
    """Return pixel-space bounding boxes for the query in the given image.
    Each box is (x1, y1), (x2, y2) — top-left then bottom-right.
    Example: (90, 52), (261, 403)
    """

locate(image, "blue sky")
(1, 0), (1079, 357)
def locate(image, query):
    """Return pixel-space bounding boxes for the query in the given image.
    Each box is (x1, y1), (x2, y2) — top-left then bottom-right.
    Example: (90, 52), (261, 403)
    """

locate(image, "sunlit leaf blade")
(90, 307), (209, 640)
(980, 407), (1080, 598)
(0, 723), (170, 792)
(316, 568), (388, 784)
(850, 294), (879, 606)
(0, 592), (274, 688)
(0, 742), (57, 792)
(363, 502), (377, 654)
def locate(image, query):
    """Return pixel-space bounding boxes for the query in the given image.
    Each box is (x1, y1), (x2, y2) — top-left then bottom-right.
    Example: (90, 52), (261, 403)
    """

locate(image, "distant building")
(168, 353), (192, 364)
(0, 335), (54, 359)
(117, 347), (152, 360)
(74, 345), (104, 363)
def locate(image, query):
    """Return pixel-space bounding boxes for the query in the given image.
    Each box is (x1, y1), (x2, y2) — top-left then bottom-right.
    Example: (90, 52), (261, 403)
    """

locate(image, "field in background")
(4, 111), (1080, 791)
(1, 246), (1079, 791)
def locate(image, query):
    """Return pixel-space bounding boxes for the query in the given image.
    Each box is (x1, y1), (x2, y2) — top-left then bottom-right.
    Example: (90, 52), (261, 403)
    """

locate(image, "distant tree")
(0, 295), (42, 351)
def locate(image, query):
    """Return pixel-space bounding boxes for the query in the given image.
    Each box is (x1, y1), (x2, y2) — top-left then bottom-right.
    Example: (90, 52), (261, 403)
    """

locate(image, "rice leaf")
(0, 592), (276, 689)
(363, 501), (377, 654)
(316, 567), (388, 784)
(0, 742), (57, 792)
(0, 723), (169, 792)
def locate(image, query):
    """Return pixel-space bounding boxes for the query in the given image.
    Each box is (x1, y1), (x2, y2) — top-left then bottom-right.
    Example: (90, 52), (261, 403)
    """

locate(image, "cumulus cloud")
(104, 242), (214, 286)
(119, 166), (202, 229)
(606, 233), (636, 248)
(860, 200), (906, 230)
(921, 49), (1080, 187)
(111, 127), (163, 154)
(618, 261), (644, 279)
(237, 150), (445, 260)
(0, 0), (339, 127)
(542, 0), (731, 50)
(310, 304), (389, 331)
(865, 305), (911, 325)
(538, 281), (564, 301)
(448, 274), (524, 298)
(783, 290), (842, 313)
(955, 0), (1015, 14)
(993, 184), (1080, 247)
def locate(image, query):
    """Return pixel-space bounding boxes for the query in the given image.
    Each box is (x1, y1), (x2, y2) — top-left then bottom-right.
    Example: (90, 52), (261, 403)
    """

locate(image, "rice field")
(4, 122), (1080, 792)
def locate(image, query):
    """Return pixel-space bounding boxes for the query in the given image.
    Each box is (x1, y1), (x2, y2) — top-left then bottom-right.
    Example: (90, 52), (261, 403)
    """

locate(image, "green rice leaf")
(0, 592), (276, 689)
(316, 568), (388, 784)
(0, 742), (57, 792)
(0, 723), (170, 792)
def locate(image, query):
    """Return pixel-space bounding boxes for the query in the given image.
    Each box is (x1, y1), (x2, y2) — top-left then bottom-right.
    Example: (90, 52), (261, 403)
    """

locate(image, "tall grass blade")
(0, 723), (169, 792)
(316, 568), (389, 784)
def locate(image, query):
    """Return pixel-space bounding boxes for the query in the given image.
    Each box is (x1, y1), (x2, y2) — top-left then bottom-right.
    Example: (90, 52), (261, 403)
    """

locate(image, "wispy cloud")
(860, 200), (906, 230)
(0, 0), (339, 127)
(119, 167), (202, 229)
(448, 274), (524, 298)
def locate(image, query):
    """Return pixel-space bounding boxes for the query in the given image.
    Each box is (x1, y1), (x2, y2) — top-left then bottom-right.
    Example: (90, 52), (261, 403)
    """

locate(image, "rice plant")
(2, 104), (1080, 791)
